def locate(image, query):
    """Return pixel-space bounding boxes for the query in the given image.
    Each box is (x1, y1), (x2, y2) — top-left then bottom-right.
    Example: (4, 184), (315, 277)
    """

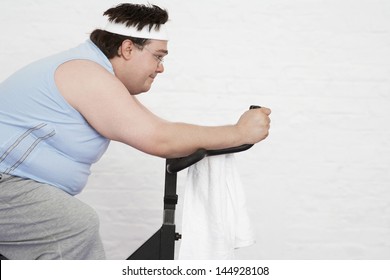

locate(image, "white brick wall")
(1, 0), (389, 259)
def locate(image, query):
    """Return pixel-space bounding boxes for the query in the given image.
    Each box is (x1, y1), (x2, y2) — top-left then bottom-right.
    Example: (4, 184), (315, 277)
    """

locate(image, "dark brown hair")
(90, 3), (169, 59)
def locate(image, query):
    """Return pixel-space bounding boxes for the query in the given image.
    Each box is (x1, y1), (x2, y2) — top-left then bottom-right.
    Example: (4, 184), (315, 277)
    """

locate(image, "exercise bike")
(127, 143), (254, 260)
(128, 105), (260, 260)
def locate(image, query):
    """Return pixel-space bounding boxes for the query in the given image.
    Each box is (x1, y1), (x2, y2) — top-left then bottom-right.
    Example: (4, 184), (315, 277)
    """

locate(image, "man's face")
(119, 39), (168, 95)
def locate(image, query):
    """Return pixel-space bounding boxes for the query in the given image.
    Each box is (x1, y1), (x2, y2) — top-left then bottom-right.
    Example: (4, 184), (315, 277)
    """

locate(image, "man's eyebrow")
(156, 49), (168, 55)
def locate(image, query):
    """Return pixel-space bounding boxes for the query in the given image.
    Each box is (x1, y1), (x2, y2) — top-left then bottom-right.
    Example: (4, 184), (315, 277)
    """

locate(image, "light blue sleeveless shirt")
(0, 40), (112, 195)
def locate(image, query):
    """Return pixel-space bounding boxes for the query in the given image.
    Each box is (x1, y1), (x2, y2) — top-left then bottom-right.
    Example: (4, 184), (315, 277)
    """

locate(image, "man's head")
(90, 3), (169, 94)
(91, 3), (169, 58)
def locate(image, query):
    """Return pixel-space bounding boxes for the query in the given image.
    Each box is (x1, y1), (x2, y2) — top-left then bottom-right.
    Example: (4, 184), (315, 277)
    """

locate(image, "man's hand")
(235, 107), (271, 144)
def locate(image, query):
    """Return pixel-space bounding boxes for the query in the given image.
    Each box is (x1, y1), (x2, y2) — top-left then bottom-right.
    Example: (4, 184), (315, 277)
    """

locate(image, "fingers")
(250, 106), (271, 116)
(250, 106), (271, 125)
(258, 107), (271, 140)
(260, 107), (271, 116)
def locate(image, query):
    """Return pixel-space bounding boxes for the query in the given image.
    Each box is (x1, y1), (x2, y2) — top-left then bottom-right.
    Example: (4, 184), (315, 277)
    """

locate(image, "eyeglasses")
(143, 47), (165, 66)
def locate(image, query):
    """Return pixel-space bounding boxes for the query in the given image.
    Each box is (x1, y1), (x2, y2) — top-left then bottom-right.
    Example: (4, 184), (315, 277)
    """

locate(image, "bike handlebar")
(166, 144), (254, 173)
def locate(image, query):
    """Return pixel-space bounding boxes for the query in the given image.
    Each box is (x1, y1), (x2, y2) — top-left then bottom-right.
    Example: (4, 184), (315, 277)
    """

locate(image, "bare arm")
(55, 60), (271, 158)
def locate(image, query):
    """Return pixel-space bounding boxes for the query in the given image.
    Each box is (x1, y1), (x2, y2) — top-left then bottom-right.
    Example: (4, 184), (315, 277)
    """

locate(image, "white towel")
(178, 154), (255, 260)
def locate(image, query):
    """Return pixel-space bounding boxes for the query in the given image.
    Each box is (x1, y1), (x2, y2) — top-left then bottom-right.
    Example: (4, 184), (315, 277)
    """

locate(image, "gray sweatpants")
(0, 173), (105, 259)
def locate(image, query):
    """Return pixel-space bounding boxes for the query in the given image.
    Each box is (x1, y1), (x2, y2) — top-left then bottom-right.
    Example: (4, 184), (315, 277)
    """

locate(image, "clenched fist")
(235, 106), (271, 144)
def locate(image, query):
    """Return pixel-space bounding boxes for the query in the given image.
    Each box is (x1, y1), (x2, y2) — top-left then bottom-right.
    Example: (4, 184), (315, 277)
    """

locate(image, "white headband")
(103, 20), (169, 41)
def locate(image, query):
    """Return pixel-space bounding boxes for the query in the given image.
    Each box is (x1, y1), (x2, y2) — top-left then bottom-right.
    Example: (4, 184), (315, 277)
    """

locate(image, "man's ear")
(118, 39), (135, 60)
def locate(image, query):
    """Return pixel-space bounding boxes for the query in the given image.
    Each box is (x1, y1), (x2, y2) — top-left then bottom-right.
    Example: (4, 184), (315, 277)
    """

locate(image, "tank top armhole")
(49, 58), (114, 124)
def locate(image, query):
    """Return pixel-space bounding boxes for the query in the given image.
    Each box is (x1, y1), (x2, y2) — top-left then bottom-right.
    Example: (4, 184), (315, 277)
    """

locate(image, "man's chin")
(130, 87), (151, 95)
